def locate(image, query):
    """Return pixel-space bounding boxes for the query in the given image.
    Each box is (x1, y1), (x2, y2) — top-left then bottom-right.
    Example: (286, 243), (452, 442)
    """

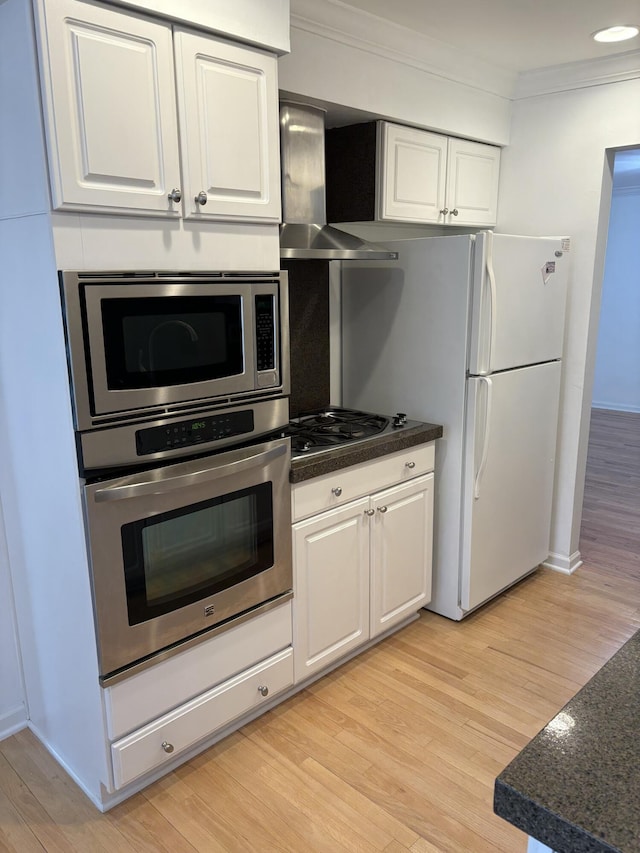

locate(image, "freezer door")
(469, 233), (569, 374)
(460, 361), (561, 613)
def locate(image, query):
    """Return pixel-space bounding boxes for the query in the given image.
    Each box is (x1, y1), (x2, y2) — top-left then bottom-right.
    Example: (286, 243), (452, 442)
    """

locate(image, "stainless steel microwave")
(59, 271), (290, 431)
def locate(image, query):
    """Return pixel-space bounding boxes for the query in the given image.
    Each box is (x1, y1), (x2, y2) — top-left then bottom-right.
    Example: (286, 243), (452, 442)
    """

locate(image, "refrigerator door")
(469, 233), (569, 375)
(460, 361), (561, 613)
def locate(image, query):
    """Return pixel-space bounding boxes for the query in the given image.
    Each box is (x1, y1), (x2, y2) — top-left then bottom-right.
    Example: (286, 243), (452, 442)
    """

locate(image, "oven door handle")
(93, 443), (287, 503)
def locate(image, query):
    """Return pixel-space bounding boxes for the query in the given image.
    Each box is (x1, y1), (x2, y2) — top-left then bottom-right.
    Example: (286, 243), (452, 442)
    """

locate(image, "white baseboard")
(0, 704), (28, 741)
(591, 401), (640, 414)
(542, 550), (582, 575)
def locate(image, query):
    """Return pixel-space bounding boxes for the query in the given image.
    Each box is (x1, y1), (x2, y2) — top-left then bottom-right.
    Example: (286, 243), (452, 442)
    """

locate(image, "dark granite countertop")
(494, 629), (640, 852)
(290, 421), (443, 483)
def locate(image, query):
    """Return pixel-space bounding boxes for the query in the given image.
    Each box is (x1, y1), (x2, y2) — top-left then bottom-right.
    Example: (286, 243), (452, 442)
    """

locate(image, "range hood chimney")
(279, 102), (398, 261)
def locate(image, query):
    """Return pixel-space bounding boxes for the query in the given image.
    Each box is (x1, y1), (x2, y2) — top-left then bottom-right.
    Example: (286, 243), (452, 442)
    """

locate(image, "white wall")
(0, 494), (26, 739)
(497, 76), (640, 570)
(280, 0), (512, 145)
(591, 187), (640, 413)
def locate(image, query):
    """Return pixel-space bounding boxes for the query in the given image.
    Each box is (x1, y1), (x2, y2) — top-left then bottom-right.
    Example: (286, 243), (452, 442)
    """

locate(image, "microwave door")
(82, 282), (257, 419)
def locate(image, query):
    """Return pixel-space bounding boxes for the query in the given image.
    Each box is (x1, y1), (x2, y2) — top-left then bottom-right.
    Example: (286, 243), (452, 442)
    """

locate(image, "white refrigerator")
(341, 232), (569, 620)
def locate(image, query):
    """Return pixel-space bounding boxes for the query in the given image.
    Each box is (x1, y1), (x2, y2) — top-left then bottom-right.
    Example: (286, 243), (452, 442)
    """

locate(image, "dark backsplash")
(283, 260), (331, 417)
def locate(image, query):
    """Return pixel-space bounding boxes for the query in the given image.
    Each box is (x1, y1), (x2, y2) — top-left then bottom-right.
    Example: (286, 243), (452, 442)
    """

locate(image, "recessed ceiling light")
(592, 25), (639, 43)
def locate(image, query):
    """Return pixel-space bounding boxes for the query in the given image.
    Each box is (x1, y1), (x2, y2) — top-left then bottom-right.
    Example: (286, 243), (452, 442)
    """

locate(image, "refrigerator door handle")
(485, 231), (498, 374)
(474, 376), (493, 499)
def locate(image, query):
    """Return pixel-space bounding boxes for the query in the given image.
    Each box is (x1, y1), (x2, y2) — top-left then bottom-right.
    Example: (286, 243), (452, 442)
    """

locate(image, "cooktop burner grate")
(288, 408), (390, 454)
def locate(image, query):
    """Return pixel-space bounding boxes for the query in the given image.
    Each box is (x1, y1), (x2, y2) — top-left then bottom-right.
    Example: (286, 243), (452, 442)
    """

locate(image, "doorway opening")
(579, 147), (640, 572)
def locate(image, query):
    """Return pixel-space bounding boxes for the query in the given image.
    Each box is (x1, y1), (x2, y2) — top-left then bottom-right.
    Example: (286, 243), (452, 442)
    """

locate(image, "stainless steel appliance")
(285, 407), (417, 457)
(60, 269), (293, 684)
(279, 102), (398, 261)
(84, 434), (292, 684)
(60, 270), (289, 433)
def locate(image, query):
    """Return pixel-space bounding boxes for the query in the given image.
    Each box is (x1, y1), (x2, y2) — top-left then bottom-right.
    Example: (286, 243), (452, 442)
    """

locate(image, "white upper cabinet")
(38, 1), (182, 216)
(379, 124), (447, 223)
(35, 0), (281, 222)
(326, 120), (501, 228)
(380, 124), (501, 227)
(174, 30), (280, 222)
(445, 137), (500, 227)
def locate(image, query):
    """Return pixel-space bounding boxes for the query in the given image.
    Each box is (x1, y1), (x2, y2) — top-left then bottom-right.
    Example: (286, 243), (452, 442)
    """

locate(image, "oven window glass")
(100, 296), (244, 389)
(121, 483), (273, 625)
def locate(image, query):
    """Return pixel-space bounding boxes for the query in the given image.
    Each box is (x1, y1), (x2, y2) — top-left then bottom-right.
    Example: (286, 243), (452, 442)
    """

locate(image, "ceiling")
(336, 0), (640, 73)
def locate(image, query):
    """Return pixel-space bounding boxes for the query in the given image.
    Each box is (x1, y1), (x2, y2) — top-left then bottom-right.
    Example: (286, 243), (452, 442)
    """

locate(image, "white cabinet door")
(445, 138), (500, 227)
(174, 30), (281, 222)
(378, 123), (447, 223)
(38, 0), (182, 215)
(292, 498), (370, 683)
(370, 474), (433, 638)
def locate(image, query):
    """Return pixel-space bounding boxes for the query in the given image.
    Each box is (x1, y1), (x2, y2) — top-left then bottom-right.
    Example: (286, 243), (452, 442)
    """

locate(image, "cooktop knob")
(393, 412), (407, 428)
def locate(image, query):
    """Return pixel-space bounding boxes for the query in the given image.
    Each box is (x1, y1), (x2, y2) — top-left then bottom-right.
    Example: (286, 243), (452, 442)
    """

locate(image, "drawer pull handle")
(161, 741), (174, 754)
(331, 487), (343, 497)
(405, 461), (416, 469)
(364, 508), (375, 517)
(378, 506), (388, 514)
(258, 685), (269, 697)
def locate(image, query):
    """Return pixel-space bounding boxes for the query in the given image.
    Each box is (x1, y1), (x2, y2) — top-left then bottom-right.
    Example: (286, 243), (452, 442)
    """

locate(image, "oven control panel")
(136, 410), (255, 456)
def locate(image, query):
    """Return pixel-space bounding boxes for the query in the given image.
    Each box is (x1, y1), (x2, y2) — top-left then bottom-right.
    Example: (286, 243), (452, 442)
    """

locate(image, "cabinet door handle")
(331, 487), (343, 497)
(377, 505), (388, 513)
(195, 191), (208, 206)
(439, 208), (449, 215)
(451, 208), (459, 216)
(364, 508), (375, 517)
(258, 685), (269, 697)
(161, 741), (174, 754)
(405, 461), (416, 469)
(167, 188), (182, 203)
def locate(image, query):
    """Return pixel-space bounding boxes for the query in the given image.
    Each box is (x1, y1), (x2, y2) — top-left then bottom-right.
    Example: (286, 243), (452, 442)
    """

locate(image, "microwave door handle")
(93, 443), (287, 503)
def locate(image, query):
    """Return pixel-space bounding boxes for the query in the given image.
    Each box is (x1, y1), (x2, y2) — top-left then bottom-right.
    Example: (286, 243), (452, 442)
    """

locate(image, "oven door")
(83, 437), (292, 681)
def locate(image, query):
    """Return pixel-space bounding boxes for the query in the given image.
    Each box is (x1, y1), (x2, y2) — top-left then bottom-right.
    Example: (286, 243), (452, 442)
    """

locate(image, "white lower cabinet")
(293, 498), (371, 682)
(370, 475), (434, 638)
(111, 648), (293, 788)
(105, 601), (293, 791)
(292, 444), (435, 684)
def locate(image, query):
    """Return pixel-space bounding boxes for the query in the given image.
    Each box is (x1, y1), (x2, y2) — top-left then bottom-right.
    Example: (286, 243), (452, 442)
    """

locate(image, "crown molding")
(514, 49), (640, 99)
(289, 0), (516, 100)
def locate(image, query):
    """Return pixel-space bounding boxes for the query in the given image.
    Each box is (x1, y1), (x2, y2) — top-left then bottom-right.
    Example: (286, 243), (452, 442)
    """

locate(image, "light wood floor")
(2, 407), (639, 852)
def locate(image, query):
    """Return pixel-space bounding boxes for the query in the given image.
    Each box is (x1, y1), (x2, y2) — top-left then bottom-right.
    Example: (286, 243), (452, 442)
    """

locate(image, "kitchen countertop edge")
(289, 422), (443, 483)
(493, 628), (640, 853)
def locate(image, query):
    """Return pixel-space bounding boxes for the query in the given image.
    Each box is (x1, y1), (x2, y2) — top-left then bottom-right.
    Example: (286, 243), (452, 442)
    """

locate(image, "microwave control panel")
(136, 410), (255, 456)
(255, 294), (276, 372)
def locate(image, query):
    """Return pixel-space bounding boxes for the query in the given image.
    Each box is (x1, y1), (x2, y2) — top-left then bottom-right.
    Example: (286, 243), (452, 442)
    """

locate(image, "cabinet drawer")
(104, 601), (292, 740)
(292, 443), (435, 522)
(111, 648), (293, 789)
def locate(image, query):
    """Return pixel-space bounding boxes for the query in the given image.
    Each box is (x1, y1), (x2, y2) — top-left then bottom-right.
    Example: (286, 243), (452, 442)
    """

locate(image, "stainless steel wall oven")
(83, 435), (292, 683)
(61, 270), (292, 685)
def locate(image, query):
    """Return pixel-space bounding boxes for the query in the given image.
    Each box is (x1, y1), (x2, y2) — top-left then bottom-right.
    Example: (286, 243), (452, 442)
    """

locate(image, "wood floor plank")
(0, 791), (46, 853)
(0, 407), (638, 851)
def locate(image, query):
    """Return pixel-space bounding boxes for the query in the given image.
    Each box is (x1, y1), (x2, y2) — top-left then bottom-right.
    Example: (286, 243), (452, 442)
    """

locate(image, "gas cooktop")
(286, 407), (410, 457)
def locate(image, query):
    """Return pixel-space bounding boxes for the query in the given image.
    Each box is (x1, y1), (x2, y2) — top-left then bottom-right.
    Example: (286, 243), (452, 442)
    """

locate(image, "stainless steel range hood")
(279, 102), (398, 261)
